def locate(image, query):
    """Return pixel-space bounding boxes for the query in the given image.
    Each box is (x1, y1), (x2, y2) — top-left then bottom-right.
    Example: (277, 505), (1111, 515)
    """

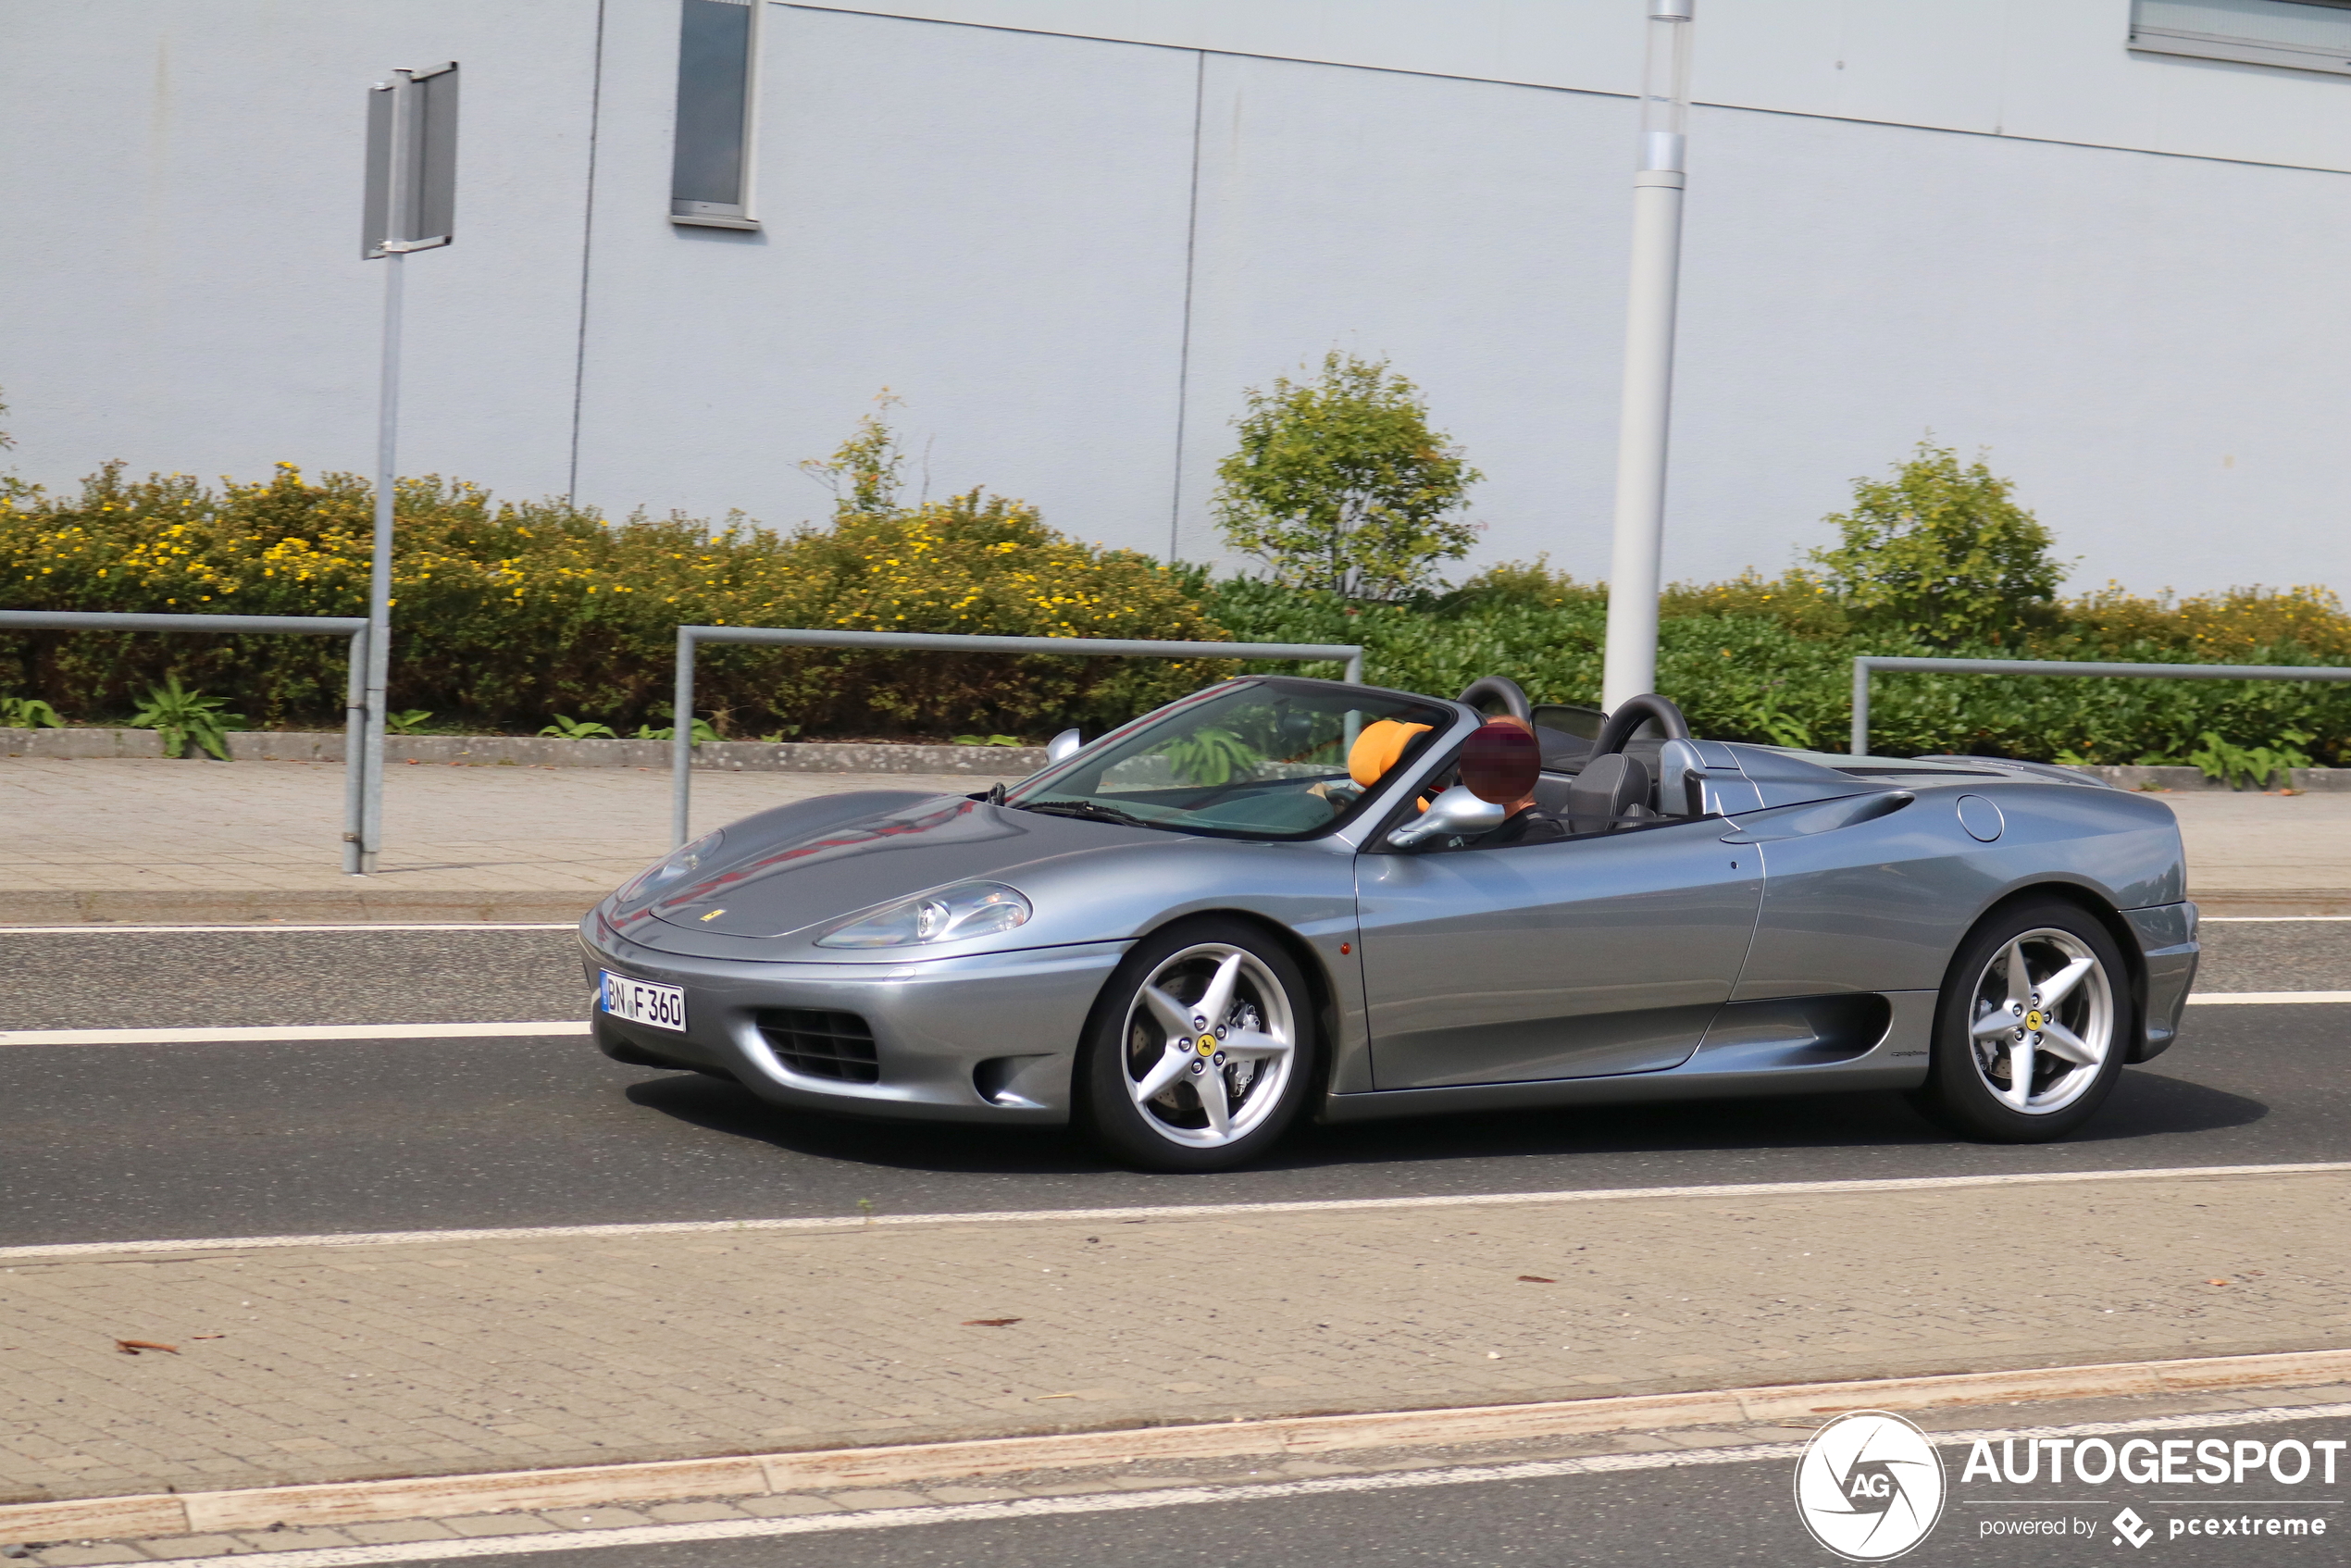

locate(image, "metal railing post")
(1850, 657), (1873, 757)
(342, 625), (369, 874)
(671, 626), (696, 849)
(665, 627), (1366, 847)
(0, 609), (370, 869)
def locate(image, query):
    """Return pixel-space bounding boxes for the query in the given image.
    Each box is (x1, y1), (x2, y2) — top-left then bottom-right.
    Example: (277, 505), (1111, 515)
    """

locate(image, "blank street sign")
(362, 62), (459, 258)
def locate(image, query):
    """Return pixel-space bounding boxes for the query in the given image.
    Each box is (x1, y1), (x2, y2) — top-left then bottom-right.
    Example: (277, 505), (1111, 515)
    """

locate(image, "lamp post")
(1600, 0), (1694, 713)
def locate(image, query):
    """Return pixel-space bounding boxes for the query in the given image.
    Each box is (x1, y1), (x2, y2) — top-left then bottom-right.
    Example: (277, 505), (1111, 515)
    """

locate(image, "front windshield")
(1003, 678), (1453, 840)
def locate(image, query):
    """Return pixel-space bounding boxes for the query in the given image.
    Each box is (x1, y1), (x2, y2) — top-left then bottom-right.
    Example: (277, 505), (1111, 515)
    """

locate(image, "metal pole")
(360, 70), (412, 877)
(1600, 0), (1694, 714)
(671, 627), (695, 848)
(342, 626), (369, 873)
(1851, 657), (1872, 758)
(1344, 651), (1364, 686)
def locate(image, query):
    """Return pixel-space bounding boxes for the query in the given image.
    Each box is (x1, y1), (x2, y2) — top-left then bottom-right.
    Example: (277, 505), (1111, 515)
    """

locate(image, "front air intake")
(756, 1009), (879, 1084)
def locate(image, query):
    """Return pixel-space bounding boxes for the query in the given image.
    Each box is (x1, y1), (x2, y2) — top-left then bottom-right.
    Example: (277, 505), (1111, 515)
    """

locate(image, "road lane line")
(2183, 990), (2351, 1004)
(0, 1022), (589, 1046)
(110, 1400), (2351, 1568)
(0, 922), (575, 934)
(6, 1161), (2345, 1262)
(2201, 915), (2351, 922)
(6, 989), (2335, 1046)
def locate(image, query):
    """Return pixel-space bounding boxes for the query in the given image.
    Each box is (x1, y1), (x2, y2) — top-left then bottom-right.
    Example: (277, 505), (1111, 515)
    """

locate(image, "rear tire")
(1914, 898), (2133, 1142)
(1080, 918), (1317, 1173)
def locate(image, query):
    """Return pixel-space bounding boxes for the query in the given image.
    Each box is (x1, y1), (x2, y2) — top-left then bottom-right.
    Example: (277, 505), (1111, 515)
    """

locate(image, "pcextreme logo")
(1794, 1410), (1948, 1561)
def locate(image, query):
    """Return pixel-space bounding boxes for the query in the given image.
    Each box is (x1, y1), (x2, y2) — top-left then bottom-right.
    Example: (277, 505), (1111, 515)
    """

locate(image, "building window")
(672, 0), (759, 228)
(2130, 0), (2351, 76)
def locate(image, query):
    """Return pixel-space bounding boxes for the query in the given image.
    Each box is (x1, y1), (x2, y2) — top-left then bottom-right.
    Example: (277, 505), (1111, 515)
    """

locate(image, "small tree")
(1809, 440), (2068, 646)
(1212, 352), (1482, 601)
(798, 392), (908, 516)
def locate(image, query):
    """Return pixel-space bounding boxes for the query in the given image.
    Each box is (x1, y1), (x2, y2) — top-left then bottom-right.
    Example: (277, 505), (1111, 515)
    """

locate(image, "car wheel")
(1915, 899), (2133, 1142)
(1080, 918), (1316, 1173)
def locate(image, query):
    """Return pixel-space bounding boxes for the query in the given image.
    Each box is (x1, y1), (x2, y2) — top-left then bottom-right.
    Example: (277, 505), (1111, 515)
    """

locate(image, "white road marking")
(2184, 990), (2351, 1004)
(123, 1400), (2351, 1568)
(6, 1161), (2345, 1263)
(2, 990), (2332, 1046)
(0, 922), (575, 934)
(2200, 915), (2351, 922)
(0, 1022), (589, 1047)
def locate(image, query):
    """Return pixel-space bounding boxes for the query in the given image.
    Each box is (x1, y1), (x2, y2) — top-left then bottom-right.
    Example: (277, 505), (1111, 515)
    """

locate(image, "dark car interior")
(1390, 677), (1699, 850)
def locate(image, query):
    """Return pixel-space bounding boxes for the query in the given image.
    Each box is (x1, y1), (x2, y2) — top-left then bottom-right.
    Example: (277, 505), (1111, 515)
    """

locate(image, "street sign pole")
(359, 63), (457, 875)
(1600, 2), (1694, 713)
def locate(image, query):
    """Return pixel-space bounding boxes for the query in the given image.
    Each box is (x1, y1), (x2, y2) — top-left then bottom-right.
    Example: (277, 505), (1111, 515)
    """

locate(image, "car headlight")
(815, 880), (1032, 948)
(618, 828), (725, 903)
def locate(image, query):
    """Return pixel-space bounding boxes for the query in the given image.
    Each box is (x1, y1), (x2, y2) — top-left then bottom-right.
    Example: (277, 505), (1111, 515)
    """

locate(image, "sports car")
(579, 674), (2198, 1172)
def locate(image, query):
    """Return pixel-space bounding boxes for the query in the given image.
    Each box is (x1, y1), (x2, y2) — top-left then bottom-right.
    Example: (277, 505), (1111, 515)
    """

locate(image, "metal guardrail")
(0, 609), (372, 871)
(671, 627), (1365, 845)
(1851, 654), (2351, 757)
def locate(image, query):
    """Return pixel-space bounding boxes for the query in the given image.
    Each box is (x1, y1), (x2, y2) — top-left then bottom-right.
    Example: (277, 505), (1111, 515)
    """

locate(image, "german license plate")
(601, 971), (686, 1033)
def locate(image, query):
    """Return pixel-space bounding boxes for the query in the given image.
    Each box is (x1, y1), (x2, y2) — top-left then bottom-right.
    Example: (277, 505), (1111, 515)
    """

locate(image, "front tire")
(1080, 918), (1317, 1173)
(1915, 898), (2133, 1142)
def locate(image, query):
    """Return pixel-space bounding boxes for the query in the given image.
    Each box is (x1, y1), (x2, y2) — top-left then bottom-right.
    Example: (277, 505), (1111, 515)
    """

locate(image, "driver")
(1461, 716), (1568, 845)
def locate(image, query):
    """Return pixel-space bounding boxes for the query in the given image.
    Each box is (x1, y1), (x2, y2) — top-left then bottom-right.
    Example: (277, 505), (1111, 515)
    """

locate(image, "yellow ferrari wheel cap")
(1196, 1036), (1216, 1054)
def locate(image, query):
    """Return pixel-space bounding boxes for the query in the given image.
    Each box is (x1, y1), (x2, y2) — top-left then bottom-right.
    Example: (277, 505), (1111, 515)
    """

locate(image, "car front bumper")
(2125, 900), (2198, 1063)
(577, 916), (1127, 1124)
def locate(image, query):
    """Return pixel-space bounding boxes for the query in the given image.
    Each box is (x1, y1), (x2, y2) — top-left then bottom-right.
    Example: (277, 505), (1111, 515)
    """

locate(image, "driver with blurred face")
(1462, 716), (1563, 843)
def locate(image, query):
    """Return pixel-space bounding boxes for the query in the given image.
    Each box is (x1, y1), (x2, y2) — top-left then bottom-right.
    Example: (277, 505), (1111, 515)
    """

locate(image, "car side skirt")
(1317, 990), (1934, 1123)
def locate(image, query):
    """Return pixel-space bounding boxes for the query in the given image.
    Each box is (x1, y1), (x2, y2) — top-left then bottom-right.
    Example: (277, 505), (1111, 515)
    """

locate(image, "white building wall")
(0, 0), (600, 500)
(572, 6), (1201, 534)
(2, 0), (2345, 596)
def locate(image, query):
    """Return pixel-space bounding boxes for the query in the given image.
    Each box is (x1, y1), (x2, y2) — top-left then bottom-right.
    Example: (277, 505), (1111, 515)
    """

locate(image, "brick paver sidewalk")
(4, 1170), (2345, 1505)
(0, 759), (1026, 923)
(6, 758), (2348, 924)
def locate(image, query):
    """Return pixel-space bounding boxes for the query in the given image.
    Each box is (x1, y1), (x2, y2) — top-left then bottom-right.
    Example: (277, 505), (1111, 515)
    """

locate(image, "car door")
(1355, 817), (1762, 1089)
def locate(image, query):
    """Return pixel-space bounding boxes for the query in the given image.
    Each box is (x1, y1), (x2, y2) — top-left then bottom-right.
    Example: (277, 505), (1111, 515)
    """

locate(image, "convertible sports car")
(580, 675), (2198, 1172)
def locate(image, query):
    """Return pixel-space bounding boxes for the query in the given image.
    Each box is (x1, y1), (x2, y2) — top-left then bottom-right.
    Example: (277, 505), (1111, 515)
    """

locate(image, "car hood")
(604, 790), (1166, 949)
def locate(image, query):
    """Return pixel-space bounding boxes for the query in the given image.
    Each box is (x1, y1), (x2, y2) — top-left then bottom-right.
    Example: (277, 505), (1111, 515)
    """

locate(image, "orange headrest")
(1348, 720), (1433, 789)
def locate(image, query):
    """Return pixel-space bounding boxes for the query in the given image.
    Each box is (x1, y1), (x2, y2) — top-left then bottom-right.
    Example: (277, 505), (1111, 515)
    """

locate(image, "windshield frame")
(1001, 677), (1462, 842)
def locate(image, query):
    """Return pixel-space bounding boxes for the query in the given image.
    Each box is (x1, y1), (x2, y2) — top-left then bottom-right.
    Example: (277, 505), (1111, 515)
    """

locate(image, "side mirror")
(1386, 784), (1508, 849)
(1046, 728), (1084, 764)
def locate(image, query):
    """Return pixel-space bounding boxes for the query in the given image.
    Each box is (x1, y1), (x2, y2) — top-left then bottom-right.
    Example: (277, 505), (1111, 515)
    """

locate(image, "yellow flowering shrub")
(0, 464), (1230, 738)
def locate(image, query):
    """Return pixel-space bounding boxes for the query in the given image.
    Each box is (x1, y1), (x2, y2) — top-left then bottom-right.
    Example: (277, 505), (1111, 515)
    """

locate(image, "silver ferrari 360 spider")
(580, 675), (2197, 1171)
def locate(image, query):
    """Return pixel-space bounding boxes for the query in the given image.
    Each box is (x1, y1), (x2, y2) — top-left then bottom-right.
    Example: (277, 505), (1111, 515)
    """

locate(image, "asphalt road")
(336, 1409), (2351, 1568)
(4, 921), (2347, 1246)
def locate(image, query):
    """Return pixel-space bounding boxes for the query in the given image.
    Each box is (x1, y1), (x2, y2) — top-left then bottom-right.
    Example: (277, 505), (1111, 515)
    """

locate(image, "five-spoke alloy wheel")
(1916, 899), (2133, 1141)
(1081, 918), (1316, 1172)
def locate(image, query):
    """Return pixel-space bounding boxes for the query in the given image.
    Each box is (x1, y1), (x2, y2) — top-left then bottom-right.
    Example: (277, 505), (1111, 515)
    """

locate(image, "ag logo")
(1793, 1410), (1947, 1561)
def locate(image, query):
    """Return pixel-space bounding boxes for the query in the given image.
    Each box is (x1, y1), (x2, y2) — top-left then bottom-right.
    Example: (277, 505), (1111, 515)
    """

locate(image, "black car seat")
(1563, 752), (1650, 834)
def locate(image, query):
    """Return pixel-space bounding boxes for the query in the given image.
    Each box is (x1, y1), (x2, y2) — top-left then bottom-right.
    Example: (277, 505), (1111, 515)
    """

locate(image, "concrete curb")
(0, 728), (1049, 775)
(4, 1347), (2345, 1544)
(2082, 764), (2351, 792)
(0, 890), (596, 927)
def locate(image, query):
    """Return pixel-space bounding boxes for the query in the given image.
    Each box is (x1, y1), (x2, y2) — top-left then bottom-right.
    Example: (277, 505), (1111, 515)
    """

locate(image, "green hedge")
(1205, 570), (2351, 765)
(0, 465), (1229, 738)
(6, 464), (2348, 762)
